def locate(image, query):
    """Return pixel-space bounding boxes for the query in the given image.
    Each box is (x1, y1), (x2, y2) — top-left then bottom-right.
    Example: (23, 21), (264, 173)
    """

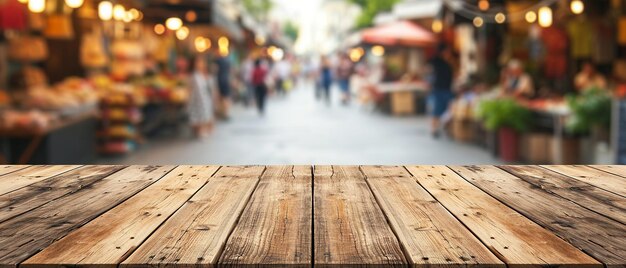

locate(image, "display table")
(377, 81), (429, 115)
(0, 113), (97, 164)
(0, 165), (622, 267)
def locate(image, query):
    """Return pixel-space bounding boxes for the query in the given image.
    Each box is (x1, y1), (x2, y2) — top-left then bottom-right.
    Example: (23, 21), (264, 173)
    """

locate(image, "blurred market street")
(108, 83), (500, 165)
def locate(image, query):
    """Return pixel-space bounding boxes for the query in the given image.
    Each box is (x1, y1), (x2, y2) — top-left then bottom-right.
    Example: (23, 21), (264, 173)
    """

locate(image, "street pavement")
(105, 83), (500, 165)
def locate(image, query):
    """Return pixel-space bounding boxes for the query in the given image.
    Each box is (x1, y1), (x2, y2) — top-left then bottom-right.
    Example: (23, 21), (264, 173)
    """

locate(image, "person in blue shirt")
(426, 44), (455, 138)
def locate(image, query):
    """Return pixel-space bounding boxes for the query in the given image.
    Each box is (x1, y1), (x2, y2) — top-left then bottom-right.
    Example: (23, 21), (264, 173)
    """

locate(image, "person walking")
(336, 54), (354, 105)
(187, 56), (215, 138)
(319, 56), (333, 104)
(426, 45), (454, 139)
(252, 58), (269, 115)
(215, 55), (231, 120)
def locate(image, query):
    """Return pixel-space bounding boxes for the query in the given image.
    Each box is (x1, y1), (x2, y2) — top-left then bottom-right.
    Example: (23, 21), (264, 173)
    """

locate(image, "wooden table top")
(0, 165), (623, 268)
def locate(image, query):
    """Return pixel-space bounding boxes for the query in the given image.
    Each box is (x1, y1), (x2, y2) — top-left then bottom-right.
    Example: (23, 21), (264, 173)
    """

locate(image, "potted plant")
(566, 88), (612, 163)
(477, 98), (532, 162)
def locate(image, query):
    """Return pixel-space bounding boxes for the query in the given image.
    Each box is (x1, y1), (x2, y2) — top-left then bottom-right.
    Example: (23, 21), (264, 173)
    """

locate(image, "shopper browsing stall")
(574, 62), (607, 92)
(500, 59), (534, 99)
(426, 45), (455, 138)
(187, 56), (215, 138)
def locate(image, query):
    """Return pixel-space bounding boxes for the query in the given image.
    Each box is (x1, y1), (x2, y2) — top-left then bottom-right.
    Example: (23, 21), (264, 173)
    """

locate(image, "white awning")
(392, 0), (442, 20)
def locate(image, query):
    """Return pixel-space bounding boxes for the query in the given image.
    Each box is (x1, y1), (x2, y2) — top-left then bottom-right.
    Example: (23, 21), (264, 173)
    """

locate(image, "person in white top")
(500, 59), (534, 99)
(187, 56), (215, 138)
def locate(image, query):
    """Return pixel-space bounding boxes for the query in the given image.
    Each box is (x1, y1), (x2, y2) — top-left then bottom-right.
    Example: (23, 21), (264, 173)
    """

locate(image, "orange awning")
(361, 21), (437, 47)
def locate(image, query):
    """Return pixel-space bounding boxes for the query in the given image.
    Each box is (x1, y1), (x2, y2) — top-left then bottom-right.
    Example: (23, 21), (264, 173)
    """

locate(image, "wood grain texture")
(0, 165), (125, 223)
(361, 166), (504, 268)
(0, 165), (174, 268)
(219, 166), (312, 267)
(542, 165), (626, 197)
(590, 165), (626, 179)
(452, 165), (625, 268)
(502, 166), (626, 224)
(122, 166), (264, 268)
(24, 165), (220, 268)
(407, 166), (600, 268)
(313, 166), (406, 267)
(0, 165), (80, 195)
(0, 166), (28, 176)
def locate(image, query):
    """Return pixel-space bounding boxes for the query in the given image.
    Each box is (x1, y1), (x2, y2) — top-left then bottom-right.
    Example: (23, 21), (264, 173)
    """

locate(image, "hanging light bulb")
(473, 17), (484, 27)
(98, 1), (113, 21)
(495, 12), (506, 24)
(218, 36), (230, 56)
(28, 0), (46, 13)
(154, 24), (165, 35)
(176, 26), (190, 40)
(195, 37), (211, 52)
(185, 10), (197, 22)
(525, 11), (537, 23)
(122, 10), (133, 22)
(65, 0), (83, 8)
(371, 45), (385, 57)
(166, 17), (183, 31)
(431, 19), (443, 33)
(538, 6), (553, 27)
(113, 4), (125, 21)
(570, 0), (584, 14)
(478, 0), (489, 11)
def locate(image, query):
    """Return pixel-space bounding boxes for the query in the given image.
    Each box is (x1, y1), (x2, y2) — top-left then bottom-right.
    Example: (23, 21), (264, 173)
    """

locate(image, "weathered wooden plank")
(219, 166), (312, 267)
(121, 166), (264, 268)
(406, 166), (600, 268)
(452, 165), (625, 268)
(313, 166), (406, 267)
(0, 165), (174, 268)
(0, 166), (28, 176)
(23, 165), (220, 268)
(542, 165), (626, 197)
(590, 165), (626, 179)
(502, 166), (626, 225)
(361, 166), (504, 268)
(0, 165), (125, 223)
(0, 165), (80, 195)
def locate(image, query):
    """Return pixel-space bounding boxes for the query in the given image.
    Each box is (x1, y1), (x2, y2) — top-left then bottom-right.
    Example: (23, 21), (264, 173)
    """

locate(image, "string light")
(478, 0), (489, 11)
(113, 4), (125, 21)
(166, 17), (183, 31)
(98, 1), (113, 21)
(473, 17), (484, 27)
(154, 24), (165, 35)
(18, 0), (28, 3)
(570, 0), (584, 14)
(371, 45), (385, 57)
(538, 6), (553, 27)
(28, 0), (45, 13)
(176, 26), (190, 40)
(65, 0), (83, 8)
(495, 12), (506, 24)
(218, 36), (230, 56)
(195, 37), (211, 52)
(525, 11), (537, 23)
(431, 19), (443, 33)
(185, 10), (197, 22)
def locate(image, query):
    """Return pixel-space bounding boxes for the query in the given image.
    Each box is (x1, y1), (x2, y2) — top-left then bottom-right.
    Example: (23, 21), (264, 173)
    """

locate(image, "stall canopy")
(361, 20), (437, 47)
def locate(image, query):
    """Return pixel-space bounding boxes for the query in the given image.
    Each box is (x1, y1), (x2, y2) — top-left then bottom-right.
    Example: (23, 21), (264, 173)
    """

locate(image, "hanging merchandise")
(8, 34), (49, 62)
(44, 0), (74, 39)
(80, 26), (109, 69)
(566, 16), (593, 59)
(593, 19), (616, 65)
(541, 26), (568, 79)
(618, 16), (626, 45)
(0, 0), (27, 30)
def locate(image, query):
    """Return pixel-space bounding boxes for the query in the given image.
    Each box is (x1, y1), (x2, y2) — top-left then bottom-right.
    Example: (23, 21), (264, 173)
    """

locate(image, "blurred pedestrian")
(273, 57), (291, 95)
(574, 61), (607, 92)
(215, 55), (232, 120)
(500, 59), (535, 99)
(319, 56), (333, 104)
(187, 56), (215, 138)
(336, 54), (354, 105)
(252, 58), (269, 115)
(241, 54), (255, 106)
(426, 45), (454, 138)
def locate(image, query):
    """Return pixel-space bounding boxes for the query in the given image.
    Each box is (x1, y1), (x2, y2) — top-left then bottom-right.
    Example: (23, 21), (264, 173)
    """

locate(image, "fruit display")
(136, 74), (189, 104)
(0, 109), (58, 132)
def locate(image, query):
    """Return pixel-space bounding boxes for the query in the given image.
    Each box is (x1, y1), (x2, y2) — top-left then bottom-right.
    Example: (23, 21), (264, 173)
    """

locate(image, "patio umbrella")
(361, 20), (437, 47)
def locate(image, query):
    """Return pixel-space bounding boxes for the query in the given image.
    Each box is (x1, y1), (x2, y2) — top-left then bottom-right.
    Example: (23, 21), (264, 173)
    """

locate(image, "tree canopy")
(347, 0), (400, 28)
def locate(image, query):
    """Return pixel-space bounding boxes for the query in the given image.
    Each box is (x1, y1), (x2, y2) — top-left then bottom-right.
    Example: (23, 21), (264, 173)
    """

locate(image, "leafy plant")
(347, 0), (400, 28)
(566, 88), (612, 135)
(242, 0), (273, 22)
(477, 98), (532, 132)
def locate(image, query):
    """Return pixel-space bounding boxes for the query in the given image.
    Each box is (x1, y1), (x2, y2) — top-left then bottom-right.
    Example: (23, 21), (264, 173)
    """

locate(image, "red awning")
(361, 21), (437, 47)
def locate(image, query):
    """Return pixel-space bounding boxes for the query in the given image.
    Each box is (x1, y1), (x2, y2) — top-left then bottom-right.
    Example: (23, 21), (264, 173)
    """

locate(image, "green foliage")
(477, 98), (533, 132)
(283, 21), (299, 42)
(242, 0), (273, 21)
(566, 88), (612, 135)
(347, 0), (400, 28)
